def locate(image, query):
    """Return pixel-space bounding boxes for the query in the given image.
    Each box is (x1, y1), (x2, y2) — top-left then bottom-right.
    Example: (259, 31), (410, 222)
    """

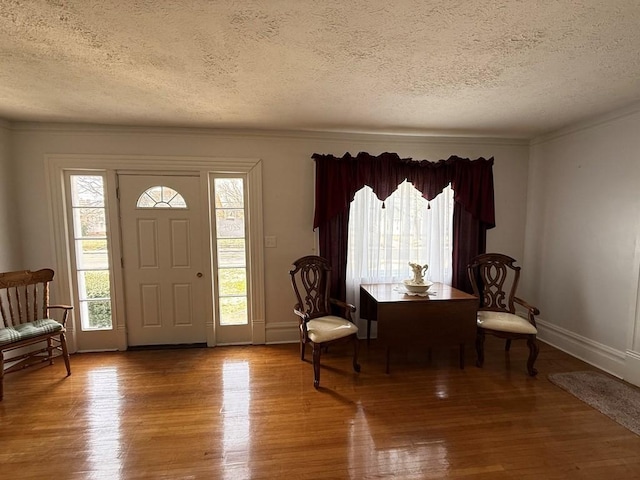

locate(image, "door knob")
(197, 272), (203, 278)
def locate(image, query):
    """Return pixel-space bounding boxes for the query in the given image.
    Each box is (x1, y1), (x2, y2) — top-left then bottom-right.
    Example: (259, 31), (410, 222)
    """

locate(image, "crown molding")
(9, 121), (530, 146)
(531, 101), (640, 146)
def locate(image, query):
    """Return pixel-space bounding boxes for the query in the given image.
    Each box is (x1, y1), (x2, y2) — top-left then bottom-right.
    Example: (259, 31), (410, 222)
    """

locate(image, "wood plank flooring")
(1, 338), (640, 479)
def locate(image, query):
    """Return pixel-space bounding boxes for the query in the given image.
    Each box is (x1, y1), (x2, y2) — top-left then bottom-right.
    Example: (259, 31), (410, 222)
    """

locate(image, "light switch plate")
(264, 236), (277, 248)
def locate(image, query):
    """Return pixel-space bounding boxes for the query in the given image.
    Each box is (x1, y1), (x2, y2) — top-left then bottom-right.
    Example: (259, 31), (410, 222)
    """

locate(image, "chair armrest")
(293, 308), (310, 337)
(330, 298), (356, 312)
(514, 297), (539, 326)
(48, 304), (74, 326)
(293, 308), (309, 321)
(330, 298), (356, 322)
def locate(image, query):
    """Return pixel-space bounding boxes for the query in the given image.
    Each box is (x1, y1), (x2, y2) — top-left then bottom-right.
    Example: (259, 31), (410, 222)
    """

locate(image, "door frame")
(45, 154), (265, 352)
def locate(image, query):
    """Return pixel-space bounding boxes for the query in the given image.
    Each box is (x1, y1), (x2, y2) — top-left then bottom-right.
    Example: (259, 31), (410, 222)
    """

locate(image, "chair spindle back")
(0, 269), (54, 328)
(289, 256), (332, 320)
(468, 253), (520, 313)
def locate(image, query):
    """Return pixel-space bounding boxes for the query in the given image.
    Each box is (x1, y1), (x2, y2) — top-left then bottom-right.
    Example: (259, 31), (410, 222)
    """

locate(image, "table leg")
(459, 343), (465, 369)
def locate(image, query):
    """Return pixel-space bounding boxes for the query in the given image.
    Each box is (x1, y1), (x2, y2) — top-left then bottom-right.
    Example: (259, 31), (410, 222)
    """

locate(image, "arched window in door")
(136, 186), (187, 208)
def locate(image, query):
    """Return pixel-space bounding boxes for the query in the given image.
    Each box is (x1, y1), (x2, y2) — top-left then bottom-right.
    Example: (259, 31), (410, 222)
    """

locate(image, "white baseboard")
(265, 322), (299, 344)
(536, 318), (626, 378)
(624, 350), (640, 387)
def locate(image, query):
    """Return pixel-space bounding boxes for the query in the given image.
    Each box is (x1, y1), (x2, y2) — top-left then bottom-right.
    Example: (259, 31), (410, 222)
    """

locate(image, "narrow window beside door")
(69, 174), (113, 330)
(214, 178), (248, 326)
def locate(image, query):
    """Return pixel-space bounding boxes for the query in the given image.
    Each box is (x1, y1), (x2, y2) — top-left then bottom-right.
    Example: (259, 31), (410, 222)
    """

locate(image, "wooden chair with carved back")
(467, 253), (540, 376)
(289, 255), (360, 388)
(0, 269), (72, 400)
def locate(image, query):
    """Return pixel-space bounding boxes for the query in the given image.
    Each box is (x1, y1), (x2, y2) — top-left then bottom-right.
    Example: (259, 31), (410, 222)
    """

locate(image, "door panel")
(119, 174), (207, 346)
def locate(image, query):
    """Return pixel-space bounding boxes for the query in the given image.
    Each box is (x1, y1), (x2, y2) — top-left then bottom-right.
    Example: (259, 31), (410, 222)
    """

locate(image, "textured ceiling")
(1, 0), (639, 138)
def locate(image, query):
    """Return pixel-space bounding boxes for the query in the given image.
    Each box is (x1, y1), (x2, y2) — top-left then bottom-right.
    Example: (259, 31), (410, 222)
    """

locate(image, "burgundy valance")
(312, 152), (495, 231)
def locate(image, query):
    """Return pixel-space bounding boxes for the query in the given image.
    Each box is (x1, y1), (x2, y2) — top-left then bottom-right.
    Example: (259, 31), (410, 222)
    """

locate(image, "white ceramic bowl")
(403, 279), (432, 293)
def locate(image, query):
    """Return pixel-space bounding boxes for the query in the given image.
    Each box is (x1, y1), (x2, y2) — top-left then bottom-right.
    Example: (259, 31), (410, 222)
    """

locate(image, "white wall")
(8, 124), (530, 343)
(0, 121), (21, 271)
(526, 106), (640, 379)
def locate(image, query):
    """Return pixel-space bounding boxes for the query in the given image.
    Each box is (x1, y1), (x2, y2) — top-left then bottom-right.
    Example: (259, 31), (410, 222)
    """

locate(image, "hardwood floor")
(2, 338), (640, 479)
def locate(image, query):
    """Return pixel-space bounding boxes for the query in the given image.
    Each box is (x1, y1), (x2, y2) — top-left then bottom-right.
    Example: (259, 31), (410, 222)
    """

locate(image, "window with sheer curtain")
(346, 181), (454, 312)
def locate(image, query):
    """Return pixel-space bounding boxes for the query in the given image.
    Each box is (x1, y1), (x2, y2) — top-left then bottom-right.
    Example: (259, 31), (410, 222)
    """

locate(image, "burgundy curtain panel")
(312, 152), (496, 298)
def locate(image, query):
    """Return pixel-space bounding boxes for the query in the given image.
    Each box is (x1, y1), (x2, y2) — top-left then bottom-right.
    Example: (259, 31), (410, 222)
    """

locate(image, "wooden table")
(359, 283), (478, 373)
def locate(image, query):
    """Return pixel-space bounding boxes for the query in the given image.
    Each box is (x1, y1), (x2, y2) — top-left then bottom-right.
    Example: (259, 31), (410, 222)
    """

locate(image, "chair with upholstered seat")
(467, 253), (540, 376)
(289, 255), (360, 388)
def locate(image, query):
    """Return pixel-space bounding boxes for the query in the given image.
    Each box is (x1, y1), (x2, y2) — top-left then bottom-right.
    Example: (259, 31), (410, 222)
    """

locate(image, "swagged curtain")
(312, 152), (496, 298)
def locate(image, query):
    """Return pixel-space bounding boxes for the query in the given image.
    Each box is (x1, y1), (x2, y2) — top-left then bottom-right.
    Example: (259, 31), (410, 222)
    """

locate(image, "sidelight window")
(68, 174), (113, 330)
(214, 177), (248, 326)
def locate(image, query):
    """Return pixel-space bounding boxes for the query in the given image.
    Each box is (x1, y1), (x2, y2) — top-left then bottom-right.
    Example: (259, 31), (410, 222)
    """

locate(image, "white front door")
(119, 174), (208, 346)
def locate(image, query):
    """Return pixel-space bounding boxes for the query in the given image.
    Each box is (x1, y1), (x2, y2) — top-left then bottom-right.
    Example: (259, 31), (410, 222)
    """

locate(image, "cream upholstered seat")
(289, 256), (360, 388)
(468, 253), (540, 376)
(306, 316), (359, 343)
(477, 311), (538, 335)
